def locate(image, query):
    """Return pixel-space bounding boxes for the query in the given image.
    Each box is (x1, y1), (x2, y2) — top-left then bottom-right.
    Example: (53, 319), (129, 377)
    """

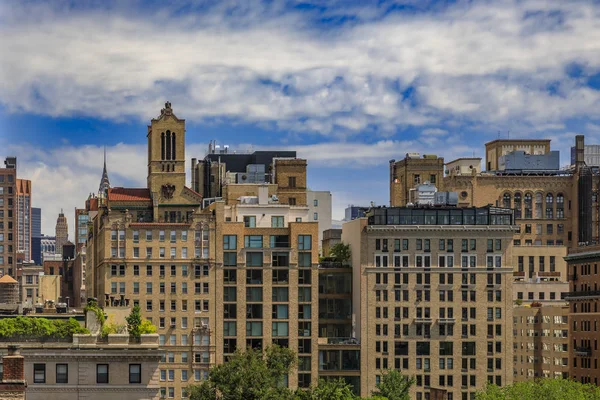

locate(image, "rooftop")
(107, 187), (151, 202)
(0, 275), (17, 284)
(366, 205), (514, 226)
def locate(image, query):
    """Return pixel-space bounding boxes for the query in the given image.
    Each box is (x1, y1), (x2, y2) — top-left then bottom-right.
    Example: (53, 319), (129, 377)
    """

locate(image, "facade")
(571, 144), (600, 167)
(86, 103), (320, 396)
(55, 210), (68, 256)
(445, 158), (481, 177)
(75, 208), (89, 251)
(343, 206), (516, 399)
(41, 235), (56, 259)
(0, 346), (26, 400)
(389, 154), (445, 208)
(17, 262), (42, 306)
(513, 305), (569, 381)
(306, 190), (332, 253)
(32, 207), (41, 238)
(16, 179), (32, 263)
(0, 334), (162, 400)
(344, 205), (369, 222)
(484, 139), (551, 172)
(190, 143), (296, 200)
(0, 157), (18, 277)
(565, 245), (600, 385)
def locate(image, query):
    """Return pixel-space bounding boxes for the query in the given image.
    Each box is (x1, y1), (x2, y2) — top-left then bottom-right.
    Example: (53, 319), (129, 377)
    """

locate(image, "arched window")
(524, 193), (532, 219)
(514, 192), (522, 219)
(502, 193), (511, 209)
(545, 193), (554, 219)
(161, 132), (166, 160)
(535, 192), (543, 219)
(165, 131), (171, 161)
(172, 132), (176, 160)
(556, 193), (564, 218)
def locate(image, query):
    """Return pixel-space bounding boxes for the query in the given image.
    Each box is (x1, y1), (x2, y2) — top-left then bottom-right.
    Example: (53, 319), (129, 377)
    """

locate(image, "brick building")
(343, 206), (516, 399)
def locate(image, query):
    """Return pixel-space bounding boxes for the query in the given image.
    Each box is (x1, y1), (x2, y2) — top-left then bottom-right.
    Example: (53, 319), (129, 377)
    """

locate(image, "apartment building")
(343, 206), (516, 400)
(565, 245), (600, 385)
(0, 157), (18, 277)
(87, 102), (320, 396)
(513, 305), (569, 381)
(0, 333), (162, 400)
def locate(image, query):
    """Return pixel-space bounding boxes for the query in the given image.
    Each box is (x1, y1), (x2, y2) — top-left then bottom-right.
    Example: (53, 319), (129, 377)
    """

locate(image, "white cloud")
(2, 1), (600, 136)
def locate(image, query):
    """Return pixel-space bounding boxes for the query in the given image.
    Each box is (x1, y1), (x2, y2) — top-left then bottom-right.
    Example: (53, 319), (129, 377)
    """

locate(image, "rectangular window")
(246, 252), (263, 267)
(96, 364), (109, 384)
(244, 216), (256, 228)
(298, 235), (312, 250)
(223, 235), (237, 250)
(34, 364), (46, 383)
(244, 235), (263, 248)
(129, 364), (141, 384)
(271, 216), (284, 228)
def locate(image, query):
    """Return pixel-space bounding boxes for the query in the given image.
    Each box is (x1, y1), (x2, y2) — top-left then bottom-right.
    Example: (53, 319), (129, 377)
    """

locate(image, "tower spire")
(98, 146), (110, 198)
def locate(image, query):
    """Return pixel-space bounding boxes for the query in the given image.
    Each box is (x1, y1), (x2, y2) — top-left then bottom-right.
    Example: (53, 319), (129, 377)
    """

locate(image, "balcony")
(575, 347), (592, 357)
(566, 290), (600, 299)
(319, 261), (351, 269)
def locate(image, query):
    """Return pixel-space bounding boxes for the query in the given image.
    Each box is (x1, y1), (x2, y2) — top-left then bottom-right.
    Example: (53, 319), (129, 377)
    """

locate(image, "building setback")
(343, 206), (516, 399)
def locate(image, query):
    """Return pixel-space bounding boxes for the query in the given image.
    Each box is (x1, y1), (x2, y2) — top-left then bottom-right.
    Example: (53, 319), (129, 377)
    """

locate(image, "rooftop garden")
(0, 316), (89, 340)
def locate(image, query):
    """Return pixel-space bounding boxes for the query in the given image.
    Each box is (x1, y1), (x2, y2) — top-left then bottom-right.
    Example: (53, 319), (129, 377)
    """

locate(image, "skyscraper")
(55, 210), (68, 256)
(16, 179), (31, 262)
(0, 157), (18, 277)
(31, 207), (42, 265)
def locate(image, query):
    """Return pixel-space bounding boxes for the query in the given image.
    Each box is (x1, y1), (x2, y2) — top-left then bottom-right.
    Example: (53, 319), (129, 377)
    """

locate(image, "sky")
(3, 0), (600, 235)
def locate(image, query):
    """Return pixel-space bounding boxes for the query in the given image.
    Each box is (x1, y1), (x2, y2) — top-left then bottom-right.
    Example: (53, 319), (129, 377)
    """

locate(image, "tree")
(329, 242), (351, 263)
(297, 378), (358, 400)
(125, 305), (142, 337)
(476, 378), (600, 400)
(188, 345), (296, 400)
(371, 369), (414, 400)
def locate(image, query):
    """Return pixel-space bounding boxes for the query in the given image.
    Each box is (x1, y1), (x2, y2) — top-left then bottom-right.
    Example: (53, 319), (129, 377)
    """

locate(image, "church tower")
(147, 102), (186, 200)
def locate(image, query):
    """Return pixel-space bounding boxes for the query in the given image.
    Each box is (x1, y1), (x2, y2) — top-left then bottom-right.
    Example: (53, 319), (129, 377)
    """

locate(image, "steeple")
(98, 146), (110, 198)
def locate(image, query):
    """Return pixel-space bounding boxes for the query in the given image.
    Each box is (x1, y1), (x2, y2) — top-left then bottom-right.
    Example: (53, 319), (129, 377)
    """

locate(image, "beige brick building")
(513, 305), (569, 381)
(86, 102), (321, 396)
(343, 206), (516, 400)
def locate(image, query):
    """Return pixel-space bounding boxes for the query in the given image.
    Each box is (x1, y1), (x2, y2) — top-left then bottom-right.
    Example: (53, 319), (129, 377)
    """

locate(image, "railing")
(319, 261), (351, 269)
(324, 337), (360, 345)
(566, 290), (600, 298)
(0, 336), (72, 343)
(575, 347), (592, 357)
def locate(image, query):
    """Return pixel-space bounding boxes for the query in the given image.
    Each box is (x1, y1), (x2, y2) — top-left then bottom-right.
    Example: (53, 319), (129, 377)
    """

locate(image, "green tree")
(297, 378), (358, 400)
(188, 345), (296, 400)
(125, 305), (142, 337)
(371, 369), (414, 400)
(329, 242), (351, 263)
(476, 378), (600, 400)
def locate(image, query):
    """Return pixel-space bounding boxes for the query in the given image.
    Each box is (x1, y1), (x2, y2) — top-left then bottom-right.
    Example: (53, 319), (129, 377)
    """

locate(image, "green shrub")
(0, 317), (89, 338)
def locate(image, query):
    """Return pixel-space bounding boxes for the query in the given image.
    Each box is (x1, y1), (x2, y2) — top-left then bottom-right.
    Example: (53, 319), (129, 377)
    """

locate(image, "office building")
(16, 179), (32, 262)
(0, 157), (18, 277)
(55, 210), (68, 256)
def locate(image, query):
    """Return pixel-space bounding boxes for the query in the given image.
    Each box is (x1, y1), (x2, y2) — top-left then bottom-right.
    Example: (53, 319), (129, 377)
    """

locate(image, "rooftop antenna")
(507, 130), (510, 139)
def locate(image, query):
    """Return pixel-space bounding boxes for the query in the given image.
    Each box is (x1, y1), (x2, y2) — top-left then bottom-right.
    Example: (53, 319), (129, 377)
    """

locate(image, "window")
(313, 199), (318, 206)
(289, 176), (297, 188)
(244, 216), (256, 228)
(129, 364), (141, 384)
(298, 235), (312, 250)
(272, 216), (284, 228)
(97, 364), (109, 384)
(34, 364), (46, 383)
(313, 212), (318, 220)
(245, 235), (263, 248)
(221, 234), (237, 250)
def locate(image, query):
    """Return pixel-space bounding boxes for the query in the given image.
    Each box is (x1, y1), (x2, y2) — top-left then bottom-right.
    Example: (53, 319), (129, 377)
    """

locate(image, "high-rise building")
(0, 157), (18, 277)
(565, 245), (600, 385)
(31, 207), (42, 265)
(306, 190), (332, 253)
(86, 102), (320, 397)
(15, 179), (31, 262)
(55, 210), (68, 256)
(342, 205), (516, 398)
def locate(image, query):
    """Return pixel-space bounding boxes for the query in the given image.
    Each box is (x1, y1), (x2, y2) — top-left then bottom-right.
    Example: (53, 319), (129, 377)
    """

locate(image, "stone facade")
(55, 211), (68, 256)
(0, 334), (161, 400)
(0, 157), (19, 278)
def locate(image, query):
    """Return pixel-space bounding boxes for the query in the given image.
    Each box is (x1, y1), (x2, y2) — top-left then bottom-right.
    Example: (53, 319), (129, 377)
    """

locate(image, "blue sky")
(3, 0), (600, 235)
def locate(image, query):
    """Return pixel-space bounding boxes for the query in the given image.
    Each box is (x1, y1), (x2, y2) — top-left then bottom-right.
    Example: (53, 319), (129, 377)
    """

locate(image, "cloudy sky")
(2, 0), (600, 235)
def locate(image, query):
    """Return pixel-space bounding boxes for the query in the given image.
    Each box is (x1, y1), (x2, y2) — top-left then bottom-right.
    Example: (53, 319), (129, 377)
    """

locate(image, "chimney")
(3, 345), (24, 382)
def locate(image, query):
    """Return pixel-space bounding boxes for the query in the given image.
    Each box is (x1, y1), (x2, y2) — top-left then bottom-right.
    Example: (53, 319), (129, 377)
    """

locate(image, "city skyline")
(3, 0), (600, 233)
